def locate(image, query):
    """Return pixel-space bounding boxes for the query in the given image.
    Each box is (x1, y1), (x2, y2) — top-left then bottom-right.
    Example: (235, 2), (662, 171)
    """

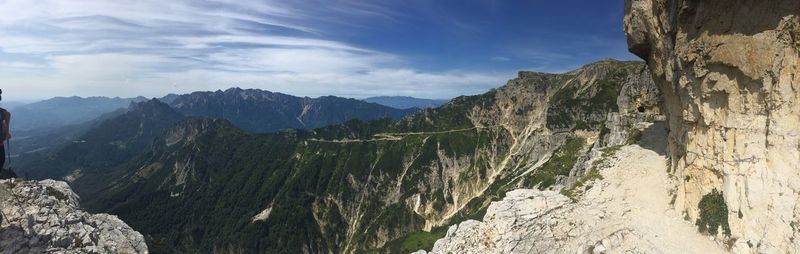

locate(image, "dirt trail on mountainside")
(589, 122), (724, 253)
(422, 122), (728, 253)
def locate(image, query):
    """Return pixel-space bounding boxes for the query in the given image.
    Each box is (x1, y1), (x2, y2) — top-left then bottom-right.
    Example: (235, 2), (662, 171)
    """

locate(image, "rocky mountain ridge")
(12, 89), (416, 161)
(170, 87), (417, 133)
(0, 179), (147, 253)
(16, 89), (416, 180)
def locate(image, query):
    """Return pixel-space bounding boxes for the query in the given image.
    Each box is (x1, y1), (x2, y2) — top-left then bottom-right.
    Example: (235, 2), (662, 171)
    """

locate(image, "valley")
(13, 59), (662, 253)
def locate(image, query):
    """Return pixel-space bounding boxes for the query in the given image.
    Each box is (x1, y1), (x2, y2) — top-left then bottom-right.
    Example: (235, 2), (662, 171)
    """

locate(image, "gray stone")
(0, 179), (148, 253)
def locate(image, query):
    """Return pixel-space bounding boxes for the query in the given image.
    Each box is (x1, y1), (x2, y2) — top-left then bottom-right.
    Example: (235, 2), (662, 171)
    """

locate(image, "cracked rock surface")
(625, 0), (800, 252)
(0, 179), (148, 253)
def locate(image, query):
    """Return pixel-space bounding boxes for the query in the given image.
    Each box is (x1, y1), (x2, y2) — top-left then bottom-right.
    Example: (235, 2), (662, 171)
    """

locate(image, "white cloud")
(0, 52), (511, 100)
(0, 61), (46, 69)
(0, 0), (510, 101)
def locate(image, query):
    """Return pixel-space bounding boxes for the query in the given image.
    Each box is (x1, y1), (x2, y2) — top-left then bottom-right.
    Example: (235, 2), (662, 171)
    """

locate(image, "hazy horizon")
(0, 0), (636, 101)
(0, 87), (461, 105)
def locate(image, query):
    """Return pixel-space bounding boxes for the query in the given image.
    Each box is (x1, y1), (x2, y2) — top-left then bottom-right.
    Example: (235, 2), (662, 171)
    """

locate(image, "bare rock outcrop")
(417, 123), (724, 253)
(415, 189), (573, 254)
(0, 179), (148, 253)
(624, 0), (800, 252)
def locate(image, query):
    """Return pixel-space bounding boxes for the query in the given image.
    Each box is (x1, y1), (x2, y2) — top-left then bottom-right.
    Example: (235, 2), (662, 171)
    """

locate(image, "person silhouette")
(0, 89), (12, 169)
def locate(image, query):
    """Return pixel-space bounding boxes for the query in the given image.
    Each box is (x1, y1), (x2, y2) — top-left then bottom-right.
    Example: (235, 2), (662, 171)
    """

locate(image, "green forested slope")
(19, 60), (657, 253)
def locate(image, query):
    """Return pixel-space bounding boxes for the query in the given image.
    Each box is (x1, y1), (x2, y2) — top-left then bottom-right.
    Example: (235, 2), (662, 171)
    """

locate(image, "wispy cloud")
(491, 56), (511, 62)
(0, 0), (508, 100)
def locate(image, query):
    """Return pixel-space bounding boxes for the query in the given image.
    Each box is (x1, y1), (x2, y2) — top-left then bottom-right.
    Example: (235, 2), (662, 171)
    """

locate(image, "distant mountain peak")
(126, 99), (184, 123)
(12, 96), (148, 132)
(129, 98), (171, 111)
(167, 88), (417, 132)
(517, 70), (556, 78)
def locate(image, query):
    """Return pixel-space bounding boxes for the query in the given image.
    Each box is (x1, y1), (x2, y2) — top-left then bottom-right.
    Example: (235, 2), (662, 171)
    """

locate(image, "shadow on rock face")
(636, 121), (667, 156)
(0, 224), (48, 253)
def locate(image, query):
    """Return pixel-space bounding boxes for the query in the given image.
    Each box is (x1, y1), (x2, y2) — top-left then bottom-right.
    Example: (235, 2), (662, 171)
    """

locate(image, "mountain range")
(10, 89), (416, 157)
(10, 96), (147, 156)
(14, 59), (661, 253)
(11, 96), (147, 133)
(170, 88), (417, 133)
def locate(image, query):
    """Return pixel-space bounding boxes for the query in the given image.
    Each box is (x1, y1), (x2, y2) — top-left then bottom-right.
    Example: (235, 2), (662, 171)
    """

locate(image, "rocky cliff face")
(625, 0), (800, 252)
(0, 179), (147, 253)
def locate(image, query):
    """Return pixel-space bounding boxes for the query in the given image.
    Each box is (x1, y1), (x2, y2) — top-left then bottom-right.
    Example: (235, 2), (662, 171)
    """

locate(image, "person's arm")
(4, 110), (10, 141)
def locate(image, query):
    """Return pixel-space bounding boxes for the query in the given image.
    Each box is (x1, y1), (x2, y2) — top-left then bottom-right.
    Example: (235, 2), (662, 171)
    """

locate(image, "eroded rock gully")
(625, 0), (800, 252)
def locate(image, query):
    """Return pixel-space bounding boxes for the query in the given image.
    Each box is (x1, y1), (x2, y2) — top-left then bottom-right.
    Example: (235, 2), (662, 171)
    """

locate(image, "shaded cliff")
(625, 0), (800, 252)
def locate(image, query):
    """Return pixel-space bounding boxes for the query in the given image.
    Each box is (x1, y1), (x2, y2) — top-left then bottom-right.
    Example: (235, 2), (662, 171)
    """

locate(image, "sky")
(0, 0), (636, 101)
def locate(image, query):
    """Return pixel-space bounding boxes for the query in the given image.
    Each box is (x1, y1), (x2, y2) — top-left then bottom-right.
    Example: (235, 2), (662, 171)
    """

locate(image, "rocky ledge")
(0, 179), (148, 253)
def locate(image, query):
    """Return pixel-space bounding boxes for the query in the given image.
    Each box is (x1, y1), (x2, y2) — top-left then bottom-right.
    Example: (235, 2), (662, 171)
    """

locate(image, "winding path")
(307, 125), (502, 143)
(595, 122), (724, 253)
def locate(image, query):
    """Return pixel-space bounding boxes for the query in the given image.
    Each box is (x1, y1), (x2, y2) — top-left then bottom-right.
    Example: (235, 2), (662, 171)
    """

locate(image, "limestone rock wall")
(0, 179), (148, 253)
(624, 0), (800, 252)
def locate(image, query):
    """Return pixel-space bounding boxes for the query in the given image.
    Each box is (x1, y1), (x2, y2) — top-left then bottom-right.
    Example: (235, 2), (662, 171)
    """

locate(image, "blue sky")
(0, 0), (635, 101)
